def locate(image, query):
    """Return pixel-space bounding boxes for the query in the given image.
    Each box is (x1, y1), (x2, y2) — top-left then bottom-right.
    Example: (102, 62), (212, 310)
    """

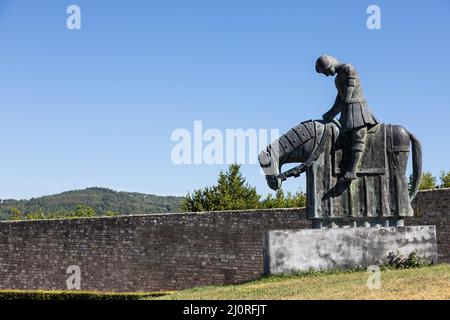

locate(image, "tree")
(14, 205), (98, 221)
(9, 207), (23, 221)
(73, 204), (96, 218)
(181, 165), (308, 212)
(439, 170), (450, 188)
(412, 171), (437, 191)
(260, 189), (306, 209)
(25, 208), (46, 220)
(181, 164), (261, 212)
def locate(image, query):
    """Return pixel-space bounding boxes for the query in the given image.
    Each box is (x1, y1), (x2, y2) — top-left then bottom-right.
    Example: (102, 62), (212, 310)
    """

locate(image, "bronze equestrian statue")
(259, 55), (422, 227)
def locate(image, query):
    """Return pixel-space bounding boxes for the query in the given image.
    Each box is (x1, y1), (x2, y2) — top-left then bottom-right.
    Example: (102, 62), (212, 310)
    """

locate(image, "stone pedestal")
(263, 226), (437, 274)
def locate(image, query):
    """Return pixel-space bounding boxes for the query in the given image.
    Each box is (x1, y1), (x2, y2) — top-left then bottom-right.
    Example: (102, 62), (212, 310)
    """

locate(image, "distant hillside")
(0, 187), (184, 220)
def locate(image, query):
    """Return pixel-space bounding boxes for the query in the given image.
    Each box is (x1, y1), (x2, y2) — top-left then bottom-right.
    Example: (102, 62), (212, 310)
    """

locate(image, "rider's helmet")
(315, 55), (340, 73)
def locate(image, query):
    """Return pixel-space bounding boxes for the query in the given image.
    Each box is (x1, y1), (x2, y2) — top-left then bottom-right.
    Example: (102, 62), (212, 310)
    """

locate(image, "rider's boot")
(341, 127), (367, 181)
(342, 150), (362, 181)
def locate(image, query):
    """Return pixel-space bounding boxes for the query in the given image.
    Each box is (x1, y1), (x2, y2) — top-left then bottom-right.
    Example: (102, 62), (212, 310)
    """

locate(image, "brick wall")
(0, 208), (310, 292)
(0, 189), (448, 292)
(409, 188), (450, 263)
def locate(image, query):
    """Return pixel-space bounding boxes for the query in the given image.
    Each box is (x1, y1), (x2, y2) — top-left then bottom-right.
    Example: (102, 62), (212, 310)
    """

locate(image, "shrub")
(260, 189), (306, 209)
(0, 290), (170, 300)
(439, 170), (450, 188)
(104, 210), (120, 217)
(378, 250), (432, 270)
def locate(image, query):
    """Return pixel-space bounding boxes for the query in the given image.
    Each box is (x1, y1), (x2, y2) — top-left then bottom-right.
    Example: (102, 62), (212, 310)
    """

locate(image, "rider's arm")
(343, 65), (357, 104)
(344, 78), (356, 104)
(322, 94), (342, 121)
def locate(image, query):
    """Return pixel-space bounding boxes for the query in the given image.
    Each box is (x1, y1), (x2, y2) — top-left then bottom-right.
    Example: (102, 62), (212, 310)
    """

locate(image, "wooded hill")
(0, 187), (183, 220)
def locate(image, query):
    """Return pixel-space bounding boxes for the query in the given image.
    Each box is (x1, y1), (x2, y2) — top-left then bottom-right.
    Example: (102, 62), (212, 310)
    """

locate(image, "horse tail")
(408, 130), (422, 201)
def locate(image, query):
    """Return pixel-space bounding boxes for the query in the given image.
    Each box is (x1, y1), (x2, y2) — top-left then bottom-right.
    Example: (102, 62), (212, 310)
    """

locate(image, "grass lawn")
(150, 264), (450, 300)
(1, 265), (448, 300)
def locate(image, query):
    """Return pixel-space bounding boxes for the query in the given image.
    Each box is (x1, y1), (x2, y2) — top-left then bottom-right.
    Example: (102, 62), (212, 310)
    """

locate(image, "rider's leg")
(344, 126), (367, 180)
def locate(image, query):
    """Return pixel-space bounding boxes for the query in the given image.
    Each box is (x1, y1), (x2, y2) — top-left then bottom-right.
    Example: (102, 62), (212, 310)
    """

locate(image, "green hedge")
(0, 290), (172, 300)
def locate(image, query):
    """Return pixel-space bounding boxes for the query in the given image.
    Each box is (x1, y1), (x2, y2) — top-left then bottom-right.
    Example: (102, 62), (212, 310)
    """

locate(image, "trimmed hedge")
(0, 290), (172, 300)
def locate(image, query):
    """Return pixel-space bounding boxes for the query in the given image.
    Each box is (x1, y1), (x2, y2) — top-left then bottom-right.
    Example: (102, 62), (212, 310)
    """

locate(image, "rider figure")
(315, 55), (379, 181)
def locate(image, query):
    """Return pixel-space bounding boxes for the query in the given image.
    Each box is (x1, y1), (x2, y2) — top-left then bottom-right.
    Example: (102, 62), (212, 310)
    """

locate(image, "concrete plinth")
(263, 226), (437, 274)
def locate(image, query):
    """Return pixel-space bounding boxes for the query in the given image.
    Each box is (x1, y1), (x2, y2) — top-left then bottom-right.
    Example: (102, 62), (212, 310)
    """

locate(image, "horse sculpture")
(259, 120), (422, 227)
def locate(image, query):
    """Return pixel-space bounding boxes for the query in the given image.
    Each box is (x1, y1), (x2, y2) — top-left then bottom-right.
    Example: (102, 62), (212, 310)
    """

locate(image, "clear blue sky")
(0, 0), (449, 200)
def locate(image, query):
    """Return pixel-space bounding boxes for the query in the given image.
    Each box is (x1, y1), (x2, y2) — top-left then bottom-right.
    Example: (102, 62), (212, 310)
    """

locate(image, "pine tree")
(181, 164), (260, 212)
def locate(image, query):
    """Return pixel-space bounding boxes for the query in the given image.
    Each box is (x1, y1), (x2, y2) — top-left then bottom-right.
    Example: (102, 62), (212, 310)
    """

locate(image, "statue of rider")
(316, 55), (379, 181)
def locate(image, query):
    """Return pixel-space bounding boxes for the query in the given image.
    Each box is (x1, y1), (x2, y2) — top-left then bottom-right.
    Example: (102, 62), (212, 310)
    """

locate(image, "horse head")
(258, 147), (282, 191)
(258, 120), (330, 191)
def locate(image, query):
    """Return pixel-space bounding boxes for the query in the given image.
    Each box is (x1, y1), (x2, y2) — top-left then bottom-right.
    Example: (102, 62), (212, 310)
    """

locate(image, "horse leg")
(391, 125), (413, 216)
(392, 125), (411, 177)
